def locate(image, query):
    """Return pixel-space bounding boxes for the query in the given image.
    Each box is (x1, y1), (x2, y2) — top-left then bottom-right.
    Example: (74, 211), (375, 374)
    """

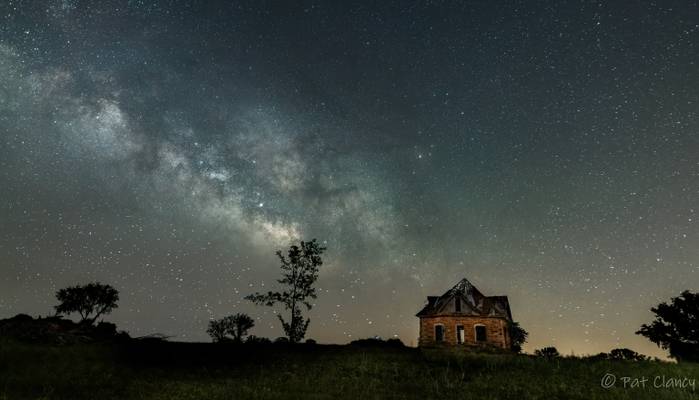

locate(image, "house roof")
(415, 278), (512, 320)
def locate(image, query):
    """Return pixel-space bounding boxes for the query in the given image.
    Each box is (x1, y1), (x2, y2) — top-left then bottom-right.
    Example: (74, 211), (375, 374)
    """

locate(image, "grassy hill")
(1, 339), (697, 399)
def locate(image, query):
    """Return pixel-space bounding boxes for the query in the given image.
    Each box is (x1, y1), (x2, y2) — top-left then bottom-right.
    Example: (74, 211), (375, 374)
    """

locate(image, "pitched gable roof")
(416, 277), (512, 320)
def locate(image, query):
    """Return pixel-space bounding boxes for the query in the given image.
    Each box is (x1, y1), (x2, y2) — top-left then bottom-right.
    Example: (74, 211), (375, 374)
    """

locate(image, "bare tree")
(246, 239), (326, 343)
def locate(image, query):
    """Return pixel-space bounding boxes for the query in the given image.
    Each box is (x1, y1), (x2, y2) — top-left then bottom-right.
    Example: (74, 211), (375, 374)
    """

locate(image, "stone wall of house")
(418, 315), (510, 349)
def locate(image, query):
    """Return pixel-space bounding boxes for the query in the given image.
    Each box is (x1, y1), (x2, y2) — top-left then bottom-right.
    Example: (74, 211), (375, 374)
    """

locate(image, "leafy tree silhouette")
(54, 282), (119, 325)
(206, 313), (255, 343)
(229, 313), (255, 342)
(508, 321), (528, 353)
(206, 318), (229, 342)
(636, 290), (698, 362)
(246, 239), (326, 343)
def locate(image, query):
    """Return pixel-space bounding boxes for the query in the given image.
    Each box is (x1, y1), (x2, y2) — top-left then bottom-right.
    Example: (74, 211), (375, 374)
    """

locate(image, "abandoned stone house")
(416, 278), (512, 349)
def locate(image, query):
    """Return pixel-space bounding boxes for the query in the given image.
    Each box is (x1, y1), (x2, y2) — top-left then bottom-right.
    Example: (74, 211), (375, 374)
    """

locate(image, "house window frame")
(456, 324), (465, 344)
(434, 323), (445, 342)
(455, 297), (461, 312)
(474, 324), (487, 342)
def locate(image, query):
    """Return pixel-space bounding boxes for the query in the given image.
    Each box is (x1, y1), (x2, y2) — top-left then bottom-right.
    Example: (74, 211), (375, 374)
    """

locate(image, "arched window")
(475, 324), (487, 342)
(435, 324), (444, 342)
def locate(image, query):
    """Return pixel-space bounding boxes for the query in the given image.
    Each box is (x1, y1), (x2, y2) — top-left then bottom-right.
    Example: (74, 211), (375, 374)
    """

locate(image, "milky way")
(1, 1), (697, 357)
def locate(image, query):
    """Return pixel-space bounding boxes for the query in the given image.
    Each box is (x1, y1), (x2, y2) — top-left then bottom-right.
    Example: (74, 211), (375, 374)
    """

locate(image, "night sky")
(1, 1), (697, 357)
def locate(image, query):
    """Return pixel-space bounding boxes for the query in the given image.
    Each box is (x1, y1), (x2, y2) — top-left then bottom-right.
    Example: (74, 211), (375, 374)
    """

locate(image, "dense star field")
(0, 1), (697, 358)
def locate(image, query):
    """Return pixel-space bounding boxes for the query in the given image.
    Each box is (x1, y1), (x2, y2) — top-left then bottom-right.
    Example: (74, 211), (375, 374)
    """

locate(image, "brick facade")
(416, 278), (513, 350)
(418, 315), (510, 348)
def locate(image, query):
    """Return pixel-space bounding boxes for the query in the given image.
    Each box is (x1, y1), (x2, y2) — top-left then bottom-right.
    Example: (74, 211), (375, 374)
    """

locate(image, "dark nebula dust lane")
(1, 1), (697, 356)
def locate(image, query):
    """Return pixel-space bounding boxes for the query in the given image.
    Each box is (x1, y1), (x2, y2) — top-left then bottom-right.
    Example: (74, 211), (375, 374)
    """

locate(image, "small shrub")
(350, 337), (405, 347)
(245, 335), (271, 344)
(95, 321), (117, 337)
(8, 314), (33, 322)
(609, 348), (647, 361)
(585, 348), (648, 361)
(534, 346), (560, 358)
(585, 352), (609, 361)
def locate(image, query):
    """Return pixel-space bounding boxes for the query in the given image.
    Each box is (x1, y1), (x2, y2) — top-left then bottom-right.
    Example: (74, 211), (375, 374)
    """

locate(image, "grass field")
(0, 339), (697, 400)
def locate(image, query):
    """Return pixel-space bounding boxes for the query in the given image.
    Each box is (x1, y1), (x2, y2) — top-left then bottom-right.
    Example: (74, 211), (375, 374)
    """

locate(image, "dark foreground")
(0, 339), (697, 400)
